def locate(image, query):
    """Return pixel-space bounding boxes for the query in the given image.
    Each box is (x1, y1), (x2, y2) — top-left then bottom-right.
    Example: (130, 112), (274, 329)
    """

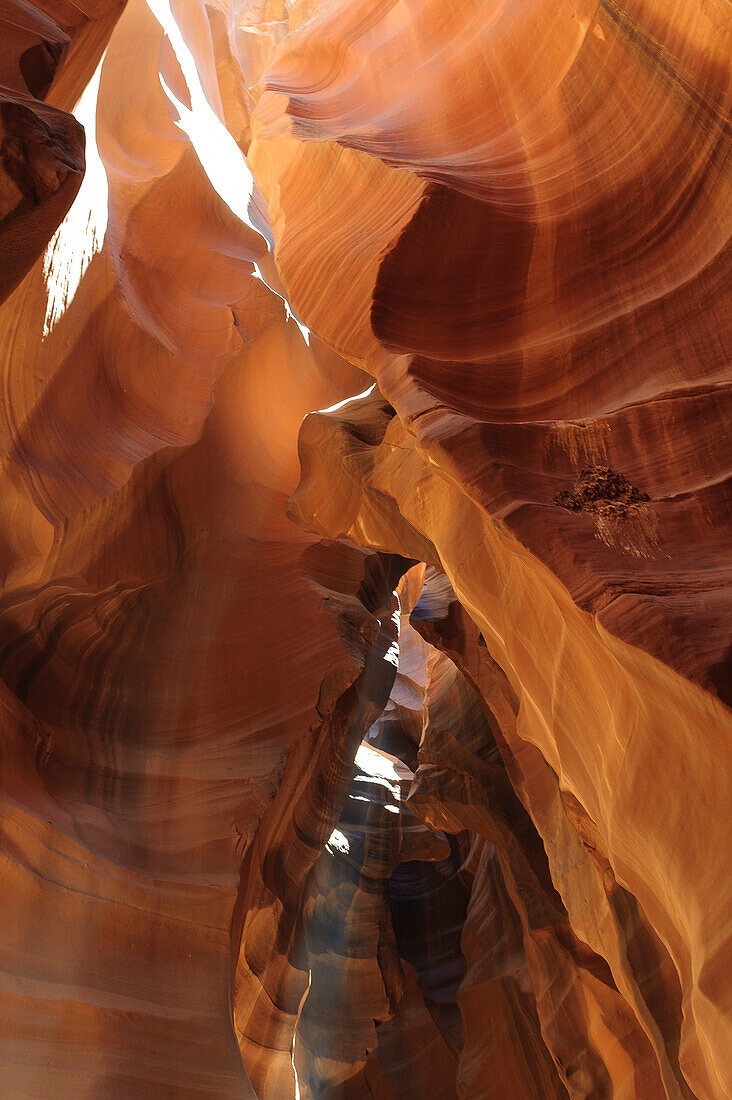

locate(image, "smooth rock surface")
(0, 0), (729, 1098)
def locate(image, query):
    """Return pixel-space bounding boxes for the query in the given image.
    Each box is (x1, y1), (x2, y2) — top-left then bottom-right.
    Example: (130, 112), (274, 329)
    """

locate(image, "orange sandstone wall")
(0, 0), (729, 1098)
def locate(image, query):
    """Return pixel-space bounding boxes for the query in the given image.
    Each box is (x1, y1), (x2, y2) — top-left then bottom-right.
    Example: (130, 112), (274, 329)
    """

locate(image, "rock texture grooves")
(0, 1), (730, 1099)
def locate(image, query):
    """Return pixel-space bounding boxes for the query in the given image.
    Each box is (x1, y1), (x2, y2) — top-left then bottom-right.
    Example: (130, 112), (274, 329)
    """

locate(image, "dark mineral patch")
(554, 465), (650, 518)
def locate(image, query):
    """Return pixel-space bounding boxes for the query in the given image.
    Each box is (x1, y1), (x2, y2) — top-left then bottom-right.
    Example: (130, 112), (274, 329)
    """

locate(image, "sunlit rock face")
(0, 1), (730, 1098)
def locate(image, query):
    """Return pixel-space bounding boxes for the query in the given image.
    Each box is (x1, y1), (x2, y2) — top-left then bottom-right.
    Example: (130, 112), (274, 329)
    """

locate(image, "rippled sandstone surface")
(0, 1), (730, 1097)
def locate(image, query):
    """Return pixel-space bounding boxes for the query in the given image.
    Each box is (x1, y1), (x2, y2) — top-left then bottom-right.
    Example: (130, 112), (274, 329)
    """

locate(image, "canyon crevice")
(0, 0), (729, 1097)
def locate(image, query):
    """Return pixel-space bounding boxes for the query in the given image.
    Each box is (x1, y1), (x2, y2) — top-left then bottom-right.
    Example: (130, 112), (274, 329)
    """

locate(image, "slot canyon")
(0, 0), (730, 1096)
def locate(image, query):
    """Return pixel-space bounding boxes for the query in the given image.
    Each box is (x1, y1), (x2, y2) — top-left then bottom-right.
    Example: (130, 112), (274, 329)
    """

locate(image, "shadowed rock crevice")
(0, 0), (729, 1097)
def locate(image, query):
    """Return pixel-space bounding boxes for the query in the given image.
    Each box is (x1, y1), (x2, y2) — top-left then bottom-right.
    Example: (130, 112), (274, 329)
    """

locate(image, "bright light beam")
(318, 384), (376, 415)
(148, 0), (262, 235)
(43, 57), (108, 337)
(149, 0), (318, 347)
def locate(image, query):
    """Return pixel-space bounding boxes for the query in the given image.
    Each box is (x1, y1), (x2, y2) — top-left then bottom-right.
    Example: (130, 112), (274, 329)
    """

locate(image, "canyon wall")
(0, 0), (729, 1097)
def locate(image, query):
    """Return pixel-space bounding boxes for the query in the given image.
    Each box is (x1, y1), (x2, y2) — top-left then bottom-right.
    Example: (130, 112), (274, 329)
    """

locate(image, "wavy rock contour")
(0, 0), (729, 1098)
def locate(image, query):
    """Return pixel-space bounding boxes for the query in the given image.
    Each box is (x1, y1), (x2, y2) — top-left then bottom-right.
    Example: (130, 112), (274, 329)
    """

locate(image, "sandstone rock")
(0, 0), (729, 1097)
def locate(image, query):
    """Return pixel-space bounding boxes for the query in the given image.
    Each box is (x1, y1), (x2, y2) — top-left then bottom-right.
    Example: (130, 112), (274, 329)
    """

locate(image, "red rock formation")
(0, 0), (124, 299)
(0, 0), (730, 1098)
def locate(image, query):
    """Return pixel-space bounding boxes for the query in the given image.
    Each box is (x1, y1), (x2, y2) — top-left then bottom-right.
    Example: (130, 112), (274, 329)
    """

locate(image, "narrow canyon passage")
(0, 0), (729, 1097)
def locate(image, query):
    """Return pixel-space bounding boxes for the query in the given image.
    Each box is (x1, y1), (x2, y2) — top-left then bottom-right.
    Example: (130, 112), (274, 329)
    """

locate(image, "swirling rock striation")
(0, 0), (729, 1098)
